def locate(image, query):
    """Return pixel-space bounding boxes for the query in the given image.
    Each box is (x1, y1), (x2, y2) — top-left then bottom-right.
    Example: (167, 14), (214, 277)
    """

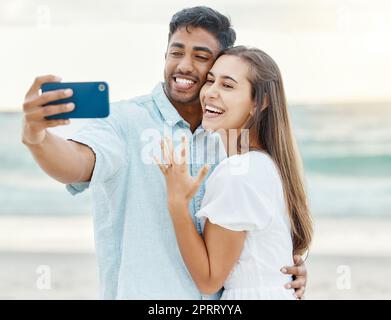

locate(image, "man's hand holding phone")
(22, 75), (74, 145)
(22, 75), (110, 146)
(21, 75), (101, 184)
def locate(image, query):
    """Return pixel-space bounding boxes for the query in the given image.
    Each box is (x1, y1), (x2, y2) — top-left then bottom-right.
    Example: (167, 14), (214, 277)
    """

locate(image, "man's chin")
(168, 89), (200, 105)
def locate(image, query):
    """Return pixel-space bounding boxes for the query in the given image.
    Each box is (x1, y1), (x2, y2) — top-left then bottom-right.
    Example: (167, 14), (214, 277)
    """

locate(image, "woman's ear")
(260, 94), (269, 111)
(250, 104), (257, 116)
(250, 94), (269, 116)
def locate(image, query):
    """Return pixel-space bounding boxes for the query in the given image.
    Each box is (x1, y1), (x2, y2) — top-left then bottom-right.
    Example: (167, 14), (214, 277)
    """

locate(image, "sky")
(0, 0), (390, 110)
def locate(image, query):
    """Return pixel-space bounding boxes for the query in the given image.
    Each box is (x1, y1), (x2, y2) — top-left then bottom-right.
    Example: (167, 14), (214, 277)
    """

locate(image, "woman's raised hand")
(154, 135), (209, 214)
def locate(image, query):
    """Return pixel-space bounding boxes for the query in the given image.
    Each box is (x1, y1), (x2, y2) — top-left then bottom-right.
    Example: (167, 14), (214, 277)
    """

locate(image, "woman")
(154, 46), (313, 299)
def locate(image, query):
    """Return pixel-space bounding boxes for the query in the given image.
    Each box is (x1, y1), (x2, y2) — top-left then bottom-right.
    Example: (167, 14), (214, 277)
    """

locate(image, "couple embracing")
(22, 6), (312, 300)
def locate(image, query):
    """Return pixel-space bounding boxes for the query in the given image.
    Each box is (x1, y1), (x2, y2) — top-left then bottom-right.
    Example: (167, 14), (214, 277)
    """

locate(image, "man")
(22, 6), (307, 299)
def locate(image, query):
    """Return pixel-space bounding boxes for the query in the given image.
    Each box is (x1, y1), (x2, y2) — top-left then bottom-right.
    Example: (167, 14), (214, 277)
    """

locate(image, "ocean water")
(292, 103), (391, 217)
(0, 103), (390, 217)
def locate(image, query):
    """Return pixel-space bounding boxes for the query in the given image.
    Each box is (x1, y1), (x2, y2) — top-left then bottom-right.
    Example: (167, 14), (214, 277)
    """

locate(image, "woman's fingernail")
(64, 89), (73, 96)
(281, 268), (287, 273)
(285, 284), (291, 289)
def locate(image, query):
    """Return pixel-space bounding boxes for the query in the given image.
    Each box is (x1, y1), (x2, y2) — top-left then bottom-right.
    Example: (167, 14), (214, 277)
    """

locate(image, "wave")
(1, 104), (390, 217)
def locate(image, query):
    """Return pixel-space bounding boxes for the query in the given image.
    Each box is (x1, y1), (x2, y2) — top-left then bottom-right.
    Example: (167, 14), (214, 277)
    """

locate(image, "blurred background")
(0, 0), (390, 299)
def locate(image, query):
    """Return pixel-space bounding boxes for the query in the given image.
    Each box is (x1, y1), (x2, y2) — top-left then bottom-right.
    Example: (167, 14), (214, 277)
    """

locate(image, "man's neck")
(162, 84), (203, 133)
(174, 101), (203, 133)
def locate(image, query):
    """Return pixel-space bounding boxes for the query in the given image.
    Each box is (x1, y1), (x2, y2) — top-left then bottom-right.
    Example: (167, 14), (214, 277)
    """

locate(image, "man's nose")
(177, 56), (194, 74)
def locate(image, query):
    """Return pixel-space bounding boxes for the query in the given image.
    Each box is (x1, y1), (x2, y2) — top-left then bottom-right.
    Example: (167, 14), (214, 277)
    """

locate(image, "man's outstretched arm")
(22, 75), (95, 184)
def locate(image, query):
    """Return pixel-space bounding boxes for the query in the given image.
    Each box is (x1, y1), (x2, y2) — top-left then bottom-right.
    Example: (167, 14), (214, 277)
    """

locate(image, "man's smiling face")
(164, 27), (221, 107)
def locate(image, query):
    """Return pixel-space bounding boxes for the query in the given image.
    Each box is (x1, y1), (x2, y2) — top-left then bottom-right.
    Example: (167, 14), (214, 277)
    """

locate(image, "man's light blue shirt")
(66, 83), (226, 299)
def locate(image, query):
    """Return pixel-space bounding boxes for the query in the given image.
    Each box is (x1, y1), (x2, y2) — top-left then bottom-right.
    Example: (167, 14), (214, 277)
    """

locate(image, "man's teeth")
(205, 105), (224, 114)
(175, 78), (195, 85)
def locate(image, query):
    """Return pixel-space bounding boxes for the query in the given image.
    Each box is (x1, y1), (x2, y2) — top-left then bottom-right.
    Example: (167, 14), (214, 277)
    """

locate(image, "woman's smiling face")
(200, 54), (255, 131)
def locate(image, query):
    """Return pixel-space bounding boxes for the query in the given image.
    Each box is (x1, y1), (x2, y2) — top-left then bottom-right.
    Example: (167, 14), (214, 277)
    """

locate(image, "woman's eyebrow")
(221, 75), (238, 83)
(207, 71), (238, 83)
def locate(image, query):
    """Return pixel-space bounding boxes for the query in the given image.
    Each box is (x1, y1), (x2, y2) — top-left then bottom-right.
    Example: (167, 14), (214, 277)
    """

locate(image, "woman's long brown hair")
(224, 46), (313, 255)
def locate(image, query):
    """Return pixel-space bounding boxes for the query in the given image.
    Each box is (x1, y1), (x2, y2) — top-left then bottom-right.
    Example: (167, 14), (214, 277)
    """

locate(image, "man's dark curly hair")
(168, 6), (236, 51)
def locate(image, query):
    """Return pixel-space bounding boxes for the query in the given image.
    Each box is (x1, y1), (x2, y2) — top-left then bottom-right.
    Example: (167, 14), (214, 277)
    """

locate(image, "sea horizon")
(1, 100), (391, 218)
(2, 99), (391, 113)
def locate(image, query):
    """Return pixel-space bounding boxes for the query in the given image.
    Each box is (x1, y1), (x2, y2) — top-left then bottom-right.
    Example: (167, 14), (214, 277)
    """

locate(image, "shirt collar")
(152, 82), (186, 127)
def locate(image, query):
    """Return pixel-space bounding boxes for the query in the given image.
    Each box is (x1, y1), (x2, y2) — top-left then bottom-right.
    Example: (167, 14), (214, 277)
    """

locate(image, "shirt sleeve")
(66, 105), (127, 195)
(195, 163), (274, 232)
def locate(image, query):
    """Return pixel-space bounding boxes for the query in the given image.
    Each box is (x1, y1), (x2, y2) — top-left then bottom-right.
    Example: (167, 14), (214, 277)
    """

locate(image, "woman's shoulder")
(210, 151), (280, 182)
(207, 153), (248, 184)
(249, 151), (281, 176)
(200, 152), (281, 232)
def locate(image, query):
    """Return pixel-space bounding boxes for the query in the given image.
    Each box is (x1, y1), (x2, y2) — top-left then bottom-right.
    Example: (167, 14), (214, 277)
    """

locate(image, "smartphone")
(41, 82), (110, 119)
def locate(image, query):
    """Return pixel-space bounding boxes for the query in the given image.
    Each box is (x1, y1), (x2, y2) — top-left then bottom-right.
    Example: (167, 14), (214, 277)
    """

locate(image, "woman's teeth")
(205, 105), (224, 114)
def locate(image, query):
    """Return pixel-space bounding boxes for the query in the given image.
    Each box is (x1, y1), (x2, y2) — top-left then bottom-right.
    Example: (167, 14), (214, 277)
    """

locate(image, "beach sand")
(0, 216), (390, 300)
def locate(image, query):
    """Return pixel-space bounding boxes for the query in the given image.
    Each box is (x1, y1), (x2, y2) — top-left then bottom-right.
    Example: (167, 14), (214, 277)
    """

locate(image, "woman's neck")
(220, 128), (262, 157)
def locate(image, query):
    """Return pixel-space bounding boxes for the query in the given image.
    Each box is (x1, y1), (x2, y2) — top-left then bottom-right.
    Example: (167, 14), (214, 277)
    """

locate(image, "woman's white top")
(195, 151), (296, 300)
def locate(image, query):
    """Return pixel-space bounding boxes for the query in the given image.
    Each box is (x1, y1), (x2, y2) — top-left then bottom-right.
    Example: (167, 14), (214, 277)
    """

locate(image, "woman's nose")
(205, 83), (219, 99)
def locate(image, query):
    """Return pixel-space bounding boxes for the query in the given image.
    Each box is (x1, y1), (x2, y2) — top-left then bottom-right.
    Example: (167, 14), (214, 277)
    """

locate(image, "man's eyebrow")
(208, 71), (238, 83)
(170, 42), (185, 49)
(169, 43), (213, 55)
(193, 46), (213, 55)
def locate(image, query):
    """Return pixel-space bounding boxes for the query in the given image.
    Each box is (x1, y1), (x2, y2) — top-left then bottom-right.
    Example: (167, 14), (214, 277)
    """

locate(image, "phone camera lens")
(98, 84), (106, 92)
